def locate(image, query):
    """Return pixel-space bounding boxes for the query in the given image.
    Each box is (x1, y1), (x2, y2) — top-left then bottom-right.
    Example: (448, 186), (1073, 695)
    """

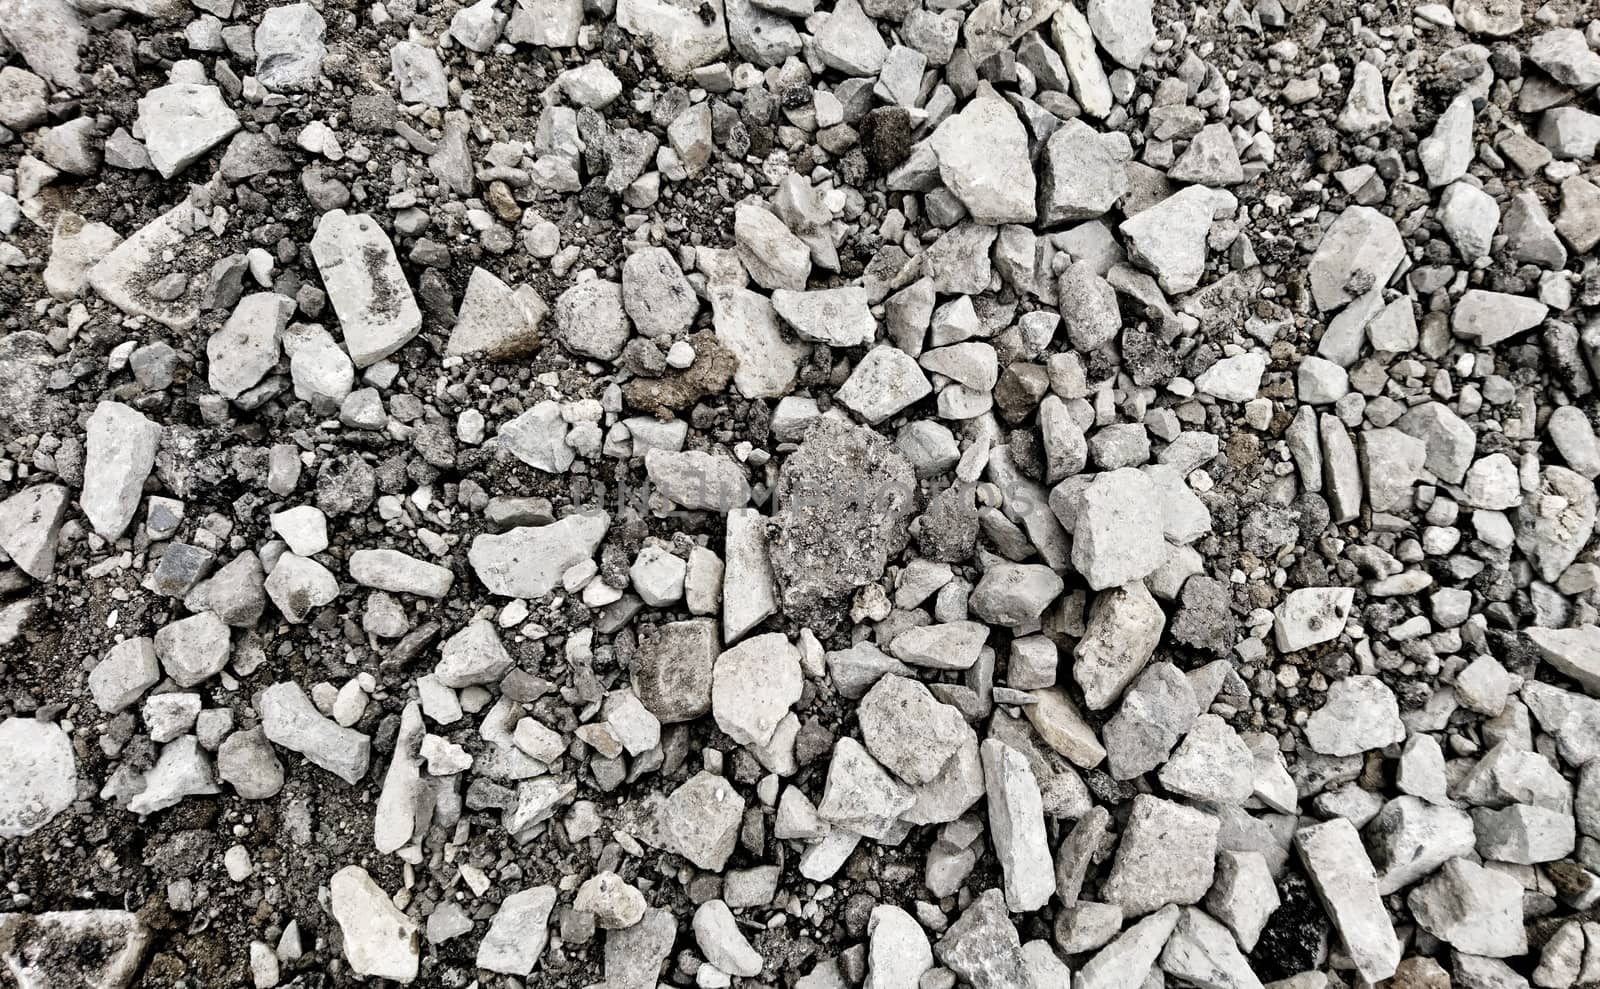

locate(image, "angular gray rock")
(981, 738), (1054, 912)
(81, 401), (161, 542)
(711, 632), (802, 747)
(1119, 186), (1232, 294)
(723, 508), (779, 643)
(478, 886), (557, 976)
(1070, 467), (1167, 592)
(1305, 675), (1405, 756)
(644, 448), (751, 511)
(1407, 858), (1526, 958)
(622, 247), (698, 338)
(1295, 818), (1401, 984)
(254, 2), (326, 91)
(1074, 581), (1166, 711)
(469, 512), (610, 598)
(817, 737), (915, 840)
(931, 95), (1036, 224)
(555, 278), (630, 362)
(258, 682), (371, 784)
(836, 346), (933, 424)
(1038, 119), (1128, 223)
(1102, 794), (1218, 917)
(0, 483), (69, 580)
(710, 287), (807, 400)
(0, 717), (76, 838)
(136, 77), (240, 179)
(1159, 907), (1263, 989)
(771, 287), (876, 348)
(447, 267), (545, 359)
(1273, 586), (1354, 652)
(330, 866), (419, 982)
(866, 904), (933, 989)
(660, 771), (745, 870)
(933, 889), (1030, 989)
(1307, 205), (1405, 313)
(1076, 906), (1179, 989)
(858, 674), (967, 785)
(310, 210), (421, 367)
(768, 419), (917, 625)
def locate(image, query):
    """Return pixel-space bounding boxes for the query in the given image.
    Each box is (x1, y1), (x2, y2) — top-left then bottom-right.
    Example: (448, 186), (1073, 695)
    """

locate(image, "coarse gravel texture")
(4, 0), (1600, 987)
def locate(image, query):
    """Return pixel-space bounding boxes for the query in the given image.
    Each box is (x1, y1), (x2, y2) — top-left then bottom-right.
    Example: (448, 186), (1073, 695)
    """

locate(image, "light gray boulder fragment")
(329, 867), (419, 982)
(258, 681), (371, 784)
(1070, 467), (1166, 592)
(661, 771), (744, 870)
(712, 632), (802, 747)
(1159, 907), (1263, 989)
(930, 95), (1036, 224)
(1407, 858), (1526, 958)
(635, 618), (716, 723)
(254, 2), (326, 91)
(865, 904), (933, 989)
(1118, 186), (1233, 294)
(1515, 466), (1597, 583)
(693, 900), (763, 978)
(555, 278), (630, 362)
(1075, 905), (1180, 989)
(1273, 586), (1354, 653)
(813, 0), (887, 75)
(1307, 205), (1405, 313)
(0, 910), (150, 989)
(816, 737), (914, 840)
(391, 41), (448, 106)
(0, 717), (77, 838)
(0, 483), (69, 579)
(468, 512), (610, 599)
(1052, 4), (1111, 117)
(87, 203), (206, 331)
(723, 508), (779, 643)
(710, 287), (807, 400)
(43, 211), (122, 300)
(81, 401), (161, 542)
(1295, 818), (1401, 984)
(1086, 0), (1153, 68)
(645, 448), (751, 511)
(263, 553), (339, 622)
(208, 293), (294, 399)
(1158, 714), (1254, 806)
(614, 0), (730, 76)
(932, 888), (1030, 989)
(447, 268), (545, 359)
(1305, 675), (1405, 756)
(1452, 290), (1548, 346)
(771, 287), (875, 347)
(477, 886), (557, 975)
(498, 401), (572, 474)
(348, 549), (454, 598)
(136, 80), (240, 179)
(1204, 850), (1280, 953)
(153, 612), (230, 688)
(1074, 581), (1165, 711)
(981, 738), (1055, 912)
(1038, 119), (1128, 224)
(622, 247), (698, 338)
(217, 727), (285, 799)
(858, 674), (967, 785)
(1102, 794), (1218, 917)
(310, 210), (421, 367)
(836, 346), (933, 424)
(1420, 94), (1476, 187)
